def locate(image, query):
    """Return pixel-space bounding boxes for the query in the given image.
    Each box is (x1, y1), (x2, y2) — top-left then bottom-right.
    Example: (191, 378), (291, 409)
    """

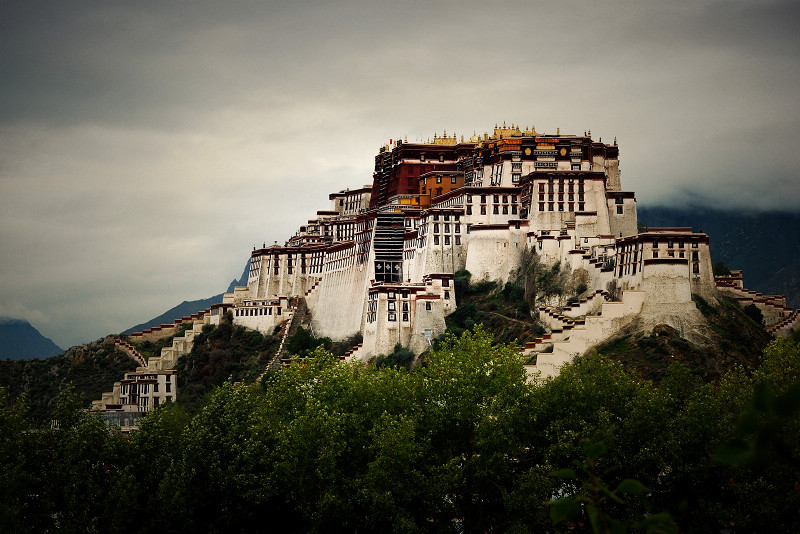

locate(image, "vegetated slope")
(0, 318), (63, 360)
(449, 265), (771, 382)
(0, 336), (138, 421)
(173, 313), (280, 408)
(639, 206), (800, 307)
(441, 270), (544, 347)
(594, 295), (772, 383)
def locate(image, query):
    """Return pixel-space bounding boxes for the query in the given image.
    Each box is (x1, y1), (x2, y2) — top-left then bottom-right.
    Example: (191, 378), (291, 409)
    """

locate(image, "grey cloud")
(1, 0), (798, 347)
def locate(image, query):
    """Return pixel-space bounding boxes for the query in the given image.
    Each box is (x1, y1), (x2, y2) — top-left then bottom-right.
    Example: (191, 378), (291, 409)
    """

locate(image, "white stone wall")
(607, 196), (638, 238)
(310, 247), (372, 341)
(640, 260), (693, 309)
(464, 225), (526, 284)
(360, 278), (451, 360)
(233, 299), (288, 334)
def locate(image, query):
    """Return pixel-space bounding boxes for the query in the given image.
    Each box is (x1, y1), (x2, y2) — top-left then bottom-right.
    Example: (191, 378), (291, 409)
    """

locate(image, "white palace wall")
(311, 245), (372, 341)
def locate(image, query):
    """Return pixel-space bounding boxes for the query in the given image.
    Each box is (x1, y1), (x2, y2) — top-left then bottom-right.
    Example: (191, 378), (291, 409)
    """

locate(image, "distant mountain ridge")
(122, 259), (250, 335)
(0, 317), (63, 360)
(638, 206), (800, 308)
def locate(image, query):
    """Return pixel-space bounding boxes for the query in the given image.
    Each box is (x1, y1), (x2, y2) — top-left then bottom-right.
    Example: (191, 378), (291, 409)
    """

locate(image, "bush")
(375, 343), (415, 370)
(743, 303), (764, 326)
(712, 261), (731, 276)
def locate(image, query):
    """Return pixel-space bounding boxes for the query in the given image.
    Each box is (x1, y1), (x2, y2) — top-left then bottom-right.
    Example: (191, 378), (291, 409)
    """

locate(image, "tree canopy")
(1, 327), (799, 533)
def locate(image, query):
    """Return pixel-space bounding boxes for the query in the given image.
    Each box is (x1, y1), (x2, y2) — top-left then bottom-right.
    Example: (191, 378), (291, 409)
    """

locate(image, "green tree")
(417, 327), (542, 532)
(0, 387), (34, 532)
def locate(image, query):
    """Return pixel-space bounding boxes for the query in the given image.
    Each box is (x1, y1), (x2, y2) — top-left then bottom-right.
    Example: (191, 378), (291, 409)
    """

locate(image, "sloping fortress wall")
(223, 123), (782, 373)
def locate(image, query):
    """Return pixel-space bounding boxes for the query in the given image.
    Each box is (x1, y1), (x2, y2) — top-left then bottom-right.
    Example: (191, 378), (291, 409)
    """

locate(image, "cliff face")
(0, 318), (63, 360)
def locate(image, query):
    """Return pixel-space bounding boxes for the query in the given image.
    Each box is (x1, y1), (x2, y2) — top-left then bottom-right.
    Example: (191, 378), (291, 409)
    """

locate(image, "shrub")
(375, 343), (415, 370)
(743, 303), (764, 326)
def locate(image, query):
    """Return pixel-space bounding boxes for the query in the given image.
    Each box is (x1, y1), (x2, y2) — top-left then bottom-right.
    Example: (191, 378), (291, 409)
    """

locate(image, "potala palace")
(94, 123), (799, 423)
(218, 123), (799, 373)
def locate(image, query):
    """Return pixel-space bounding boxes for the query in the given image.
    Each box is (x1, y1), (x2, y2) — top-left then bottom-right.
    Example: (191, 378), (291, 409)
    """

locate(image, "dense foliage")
(173, 312), (279, 407)
(2, 328), (799, 533)
(0, 336), (137, 420)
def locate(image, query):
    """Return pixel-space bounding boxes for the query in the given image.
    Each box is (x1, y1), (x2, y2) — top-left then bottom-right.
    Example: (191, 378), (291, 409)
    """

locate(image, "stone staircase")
(524, 290), (646, 380)
(257, 308), (296, 381)
(114, 339), (146, 368)
(147, 321), (207, 370)
(304, 277), (323, 297)
(715, 281), (794, 329)
(93, 314), (209, 411)
(342, 343), (364, 362)
(768, 309), (800, 338)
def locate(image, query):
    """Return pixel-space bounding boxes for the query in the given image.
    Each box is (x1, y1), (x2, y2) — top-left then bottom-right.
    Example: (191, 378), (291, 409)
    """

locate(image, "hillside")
(638, 206), (800, 307)
(439, 268), (771, 383)
(592, 294), (772, 382)
(0, 335), (138, 420)
(0, 318), (63, 360)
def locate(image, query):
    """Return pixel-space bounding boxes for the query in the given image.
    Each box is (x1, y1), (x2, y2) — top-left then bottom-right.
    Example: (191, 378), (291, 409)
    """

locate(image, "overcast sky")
(1, 0), (798, 349)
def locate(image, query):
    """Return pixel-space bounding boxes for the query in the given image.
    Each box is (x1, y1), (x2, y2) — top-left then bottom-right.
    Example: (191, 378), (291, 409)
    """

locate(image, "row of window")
(432, 223), (460, 234)
(538, 202), (586, 212)
(465, 194), (518, 204)
(121, 381), (172, 395)
(540, 193), (585, 202)
(466, 205), (519, 215)
(653, 240), (699, 249)
(432, 235), (461, 246)
(235, 307), (282, 317)
(540, 183), (585, 193)
(652, 251), (699, 260)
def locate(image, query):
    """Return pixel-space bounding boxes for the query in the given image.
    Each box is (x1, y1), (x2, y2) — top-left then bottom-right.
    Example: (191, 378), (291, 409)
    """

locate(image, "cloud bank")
(1, 0), (798, 347)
